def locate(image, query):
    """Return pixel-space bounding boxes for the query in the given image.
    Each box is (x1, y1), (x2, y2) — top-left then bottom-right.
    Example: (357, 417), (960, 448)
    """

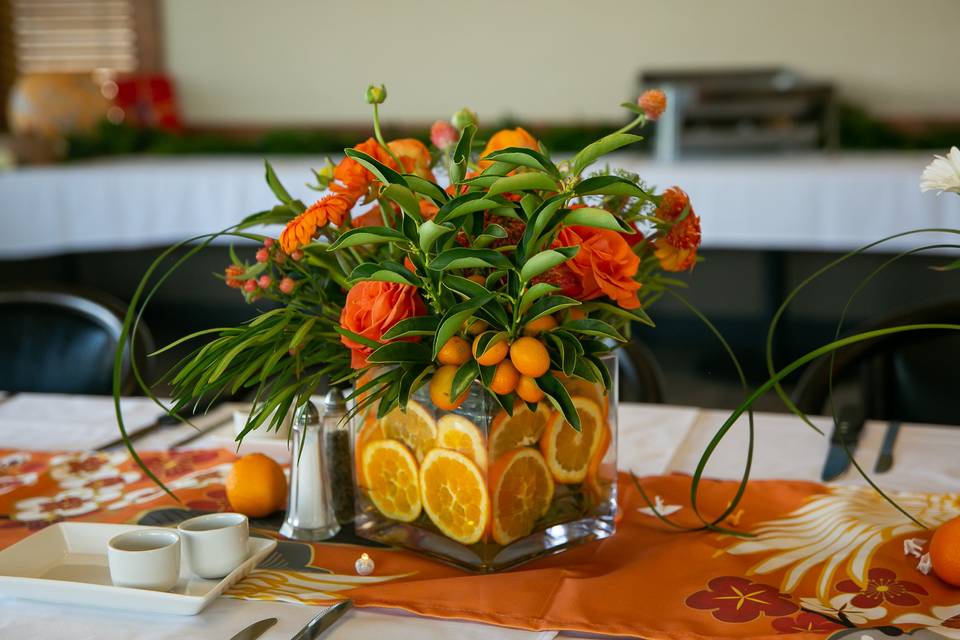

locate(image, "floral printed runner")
(1, 448), (958, 639)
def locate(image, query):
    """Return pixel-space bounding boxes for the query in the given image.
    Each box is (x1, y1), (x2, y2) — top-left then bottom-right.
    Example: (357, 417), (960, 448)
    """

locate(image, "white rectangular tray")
(0, 522), (277, 615)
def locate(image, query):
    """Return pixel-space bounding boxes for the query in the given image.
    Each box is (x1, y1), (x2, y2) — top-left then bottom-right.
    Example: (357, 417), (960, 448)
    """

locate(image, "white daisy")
(920, 146), (960, 194)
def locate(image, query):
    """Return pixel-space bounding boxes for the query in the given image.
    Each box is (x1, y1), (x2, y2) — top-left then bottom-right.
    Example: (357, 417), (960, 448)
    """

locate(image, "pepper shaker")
(322, 387), (355, 524)
(279, 400), (340, 541)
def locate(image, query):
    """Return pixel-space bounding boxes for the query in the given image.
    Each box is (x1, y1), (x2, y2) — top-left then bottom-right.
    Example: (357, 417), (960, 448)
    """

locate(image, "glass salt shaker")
(279, 400), (340, 541)
(322, 387), (355, 525)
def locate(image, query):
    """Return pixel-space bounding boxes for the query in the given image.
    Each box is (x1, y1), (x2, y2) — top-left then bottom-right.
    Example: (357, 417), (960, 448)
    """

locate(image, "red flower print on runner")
(771, 612), (844, 634)
(836, 567), (928, 607)
(686, 576), (798, 623)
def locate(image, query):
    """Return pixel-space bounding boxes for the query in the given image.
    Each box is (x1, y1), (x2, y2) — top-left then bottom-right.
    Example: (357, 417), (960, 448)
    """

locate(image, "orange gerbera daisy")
(279, 194), (352, 254)
(655, 209), (702, 272)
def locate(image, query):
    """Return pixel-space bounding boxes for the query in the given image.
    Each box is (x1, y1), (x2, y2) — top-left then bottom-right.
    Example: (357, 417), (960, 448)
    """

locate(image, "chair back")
(791, 300), (960, 425)
(0, 288), (152, 395)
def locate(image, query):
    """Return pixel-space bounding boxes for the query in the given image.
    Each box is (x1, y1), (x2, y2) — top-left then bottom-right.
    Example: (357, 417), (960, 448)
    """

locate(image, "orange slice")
(361, 439), (422, 522)
(489, 402), (552, 460)
(585, 420), (613, 503)
(354, 411), (384, 487)
(378, 400), (437, 462)
(419, 449), (490, 544)
(539, 396), (604, 484)
(558, 374), (609, 418)
(436, 414), (488, 471)
(489, 448), (554, 545)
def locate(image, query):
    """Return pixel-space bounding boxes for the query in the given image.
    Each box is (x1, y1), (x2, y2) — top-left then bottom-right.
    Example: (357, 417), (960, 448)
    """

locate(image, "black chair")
(616, 339), (666, 404)
(0, 287), (153, 395)
(791, 300), (960, 425)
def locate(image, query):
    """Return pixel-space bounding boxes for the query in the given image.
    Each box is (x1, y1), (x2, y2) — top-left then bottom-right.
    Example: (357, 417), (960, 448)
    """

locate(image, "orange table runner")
(1, 448), (958, 640)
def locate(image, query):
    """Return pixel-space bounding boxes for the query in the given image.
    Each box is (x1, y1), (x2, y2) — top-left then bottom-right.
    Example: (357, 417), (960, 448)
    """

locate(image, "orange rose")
(388, 138), (435, 181)
(552, 225), (641, 309)
(478, 127), (538, 170)
(339, 281), (428, 368)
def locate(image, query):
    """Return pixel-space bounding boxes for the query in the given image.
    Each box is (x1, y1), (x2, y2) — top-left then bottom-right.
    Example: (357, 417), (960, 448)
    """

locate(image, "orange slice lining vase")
(352, 354), (618, 572)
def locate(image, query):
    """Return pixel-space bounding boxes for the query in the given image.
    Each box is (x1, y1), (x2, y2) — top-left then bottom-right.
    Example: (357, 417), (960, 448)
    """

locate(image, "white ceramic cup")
(107, 529), (181, 591)
(177, 513), (249, 579)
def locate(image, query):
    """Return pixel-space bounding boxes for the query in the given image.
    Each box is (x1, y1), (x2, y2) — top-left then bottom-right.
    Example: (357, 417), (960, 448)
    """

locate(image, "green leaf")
(561, 318), (627, 342)
(562, 206), (634, 233)
(519, 246), (579, 282)
(571, 133), (643, 175)
(519, 194), (541, 219)
(451, 360), (480, 400)
(450, 124), (476, 184)
(404, 174), (448, 202)
(288, 318), (316, 351)
(398, 364), (433, 408)
(430, 248), (513, 271)
(443, 274), (490, 298)
(334, 325), (381, 350)
(518, 282), (560, 315)
(487, 172), (559, 197)
(582, 301), (655, 327)
(433, 294), (494, 358)
(264, 160), (293, 205)
(327, 226), (407, 251)
(460, 174), (506, 189)
(473, 330), (509, 360)
(435, 197), (502, 224)
(526, 194), (569, 252)
(586, 353), (613, 391)
(536, 373), (581, 431)
(419, 219), (455, 253)
(367, 341), (432, 364)
(473, 223), (507, 248)
(932, 258), (960, 272)
(380, 183), (423, 222)
(348, 261), (419, 286)
(574, 175), (651, 199)
(522, 295), (580, 325)
(381, 315), (440, 340)
(344, 148), (408, 186)
(482, 147), (561, 178)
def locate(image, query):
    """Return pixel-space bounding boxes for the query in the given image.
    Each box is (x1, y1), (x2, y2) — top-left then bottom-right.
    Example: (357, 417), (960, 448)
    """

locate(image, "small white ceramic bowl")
(107, 529), (181, 592)
(177, 513), (249, 579)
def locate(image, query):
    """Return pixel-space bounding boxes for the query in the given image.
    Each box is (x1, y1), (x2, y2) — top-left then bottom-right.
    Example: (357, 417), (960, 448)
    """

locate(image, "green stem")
(372, 103), (404, 169)
(611, 113), (645, 137)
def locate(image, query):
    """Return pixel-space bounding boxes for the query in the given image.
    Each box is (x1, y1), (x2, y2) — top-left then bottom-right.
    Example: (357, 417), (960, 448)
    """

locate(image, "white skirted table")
(1, 153), (958, 260)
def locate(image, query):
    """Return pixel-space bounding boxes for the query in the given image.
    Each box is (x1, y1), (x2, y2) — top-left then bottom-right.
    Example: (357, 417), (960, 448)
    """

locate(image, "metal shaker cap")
(322, 388), (347, 413)
(294, 400), (321, 426)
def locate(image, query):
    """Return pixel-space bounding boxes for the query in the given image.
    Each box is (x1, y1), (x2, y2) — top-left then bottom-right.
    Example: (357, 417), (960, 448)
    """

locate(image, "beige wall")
(162, 0), (960, 125)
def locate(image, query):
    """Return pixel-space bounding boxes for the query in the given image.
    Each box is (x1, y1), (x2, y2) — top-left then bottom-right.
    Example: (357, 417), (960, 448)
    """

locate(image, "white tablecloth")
(2, 153), (957, 259)
(0, 395), (957, 639)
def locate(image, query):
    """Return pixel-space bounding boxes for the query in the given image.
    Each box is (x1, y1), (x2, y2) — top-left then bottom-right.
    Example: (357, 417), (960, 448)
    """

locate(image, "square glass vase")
(352, 354), (617, 572)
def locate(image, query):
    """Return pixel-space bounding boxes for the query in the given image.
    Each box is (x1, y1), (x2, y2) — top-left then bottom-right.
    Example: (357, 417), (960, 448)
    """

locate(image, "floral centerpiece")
(127, 85), (703, 570)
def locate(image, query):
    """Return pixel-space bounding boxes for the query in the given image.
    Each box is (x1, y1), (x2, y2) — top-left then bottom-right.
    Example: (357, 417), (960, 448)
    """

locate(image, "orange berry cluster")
(430, 315), (563, 410)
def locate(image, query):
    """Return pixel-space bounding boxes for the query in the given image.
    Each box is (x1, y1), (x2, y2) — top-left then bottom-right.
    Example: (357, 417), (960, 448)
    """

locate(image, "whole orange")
(931, 516), (960, 586)
(429, 364), (469, 410)
(523, 315), (558, 337)
(509, 337), (550, 378)
(437, 336), (471, 366)
(516, 375), (545, 403)
(490, 360), (520, 395)
(473, 334), (508, 366)
(225, 453), (287, 517)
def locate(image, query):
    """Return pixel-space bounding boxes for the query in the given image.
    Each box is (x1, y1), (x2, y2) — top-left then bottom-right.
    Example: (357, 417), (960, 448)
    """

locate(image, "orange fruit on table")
(378, 400), (437, 462)
(437, 413), (488, 471)
(473, 334), (508, 366)
(489, 401), (553, 460)
(489, 360), (520, 395)
(430, 364), (469, 410)
(539, 396), (605, 484)
(515, 375), (544, 403)
(931, 516), (960, 586)
(225, 453), (287, 517)
(362, 439), (422, 522)
(509, 337), (550, 378)
(437, 336), (471, 366)
(419, 448), (490, 544)
(523, 315), (558, 337)
(489, 447), (554, 545)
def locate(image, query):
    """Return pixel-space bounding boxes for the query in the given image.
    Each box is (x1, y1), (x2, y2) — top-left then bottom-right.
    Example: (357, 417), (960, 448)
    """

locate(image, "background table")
(2, 153), (958, 260)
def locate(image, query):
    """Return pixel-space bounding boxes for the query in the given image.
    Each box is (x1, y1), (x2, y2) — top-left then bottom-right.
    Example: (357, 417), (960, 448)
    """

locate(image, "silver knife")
(874, 420), (901, 473)
(291, 600), (352, 640)
(230, 617), (278, 640)
(821, 406), (865, 482)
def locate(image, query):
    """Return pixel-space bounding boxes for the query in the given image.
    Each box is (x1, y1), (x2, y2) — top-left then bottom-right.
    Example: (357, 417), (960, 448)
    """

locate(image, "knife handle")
(831, 406), (865, 445)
